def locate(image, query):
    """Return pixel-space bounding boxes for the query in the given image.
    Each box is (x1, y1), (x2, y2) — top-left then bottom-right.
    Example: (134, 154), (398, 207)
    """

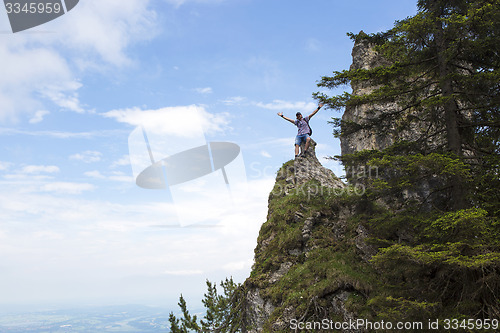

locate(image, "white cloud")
(0, 0), (158, 123)
(174, 178), (209, 194)
(70, 150), (103, 163)
(40, 82), (85, 113)
(0, 162), (13, 171)
(111, 155), (131, 168)
(223, 259), (253, 271)
(260, 150), (272, 158)
(0, 173), (273, 304)
(32, 231), (65, 241)
(221, 96), (246, 105)
(163, 0), (226, 8)
(109, 171), (134, 183)
(195, 87), (213, 94)
(21, 165), (60, 174)
(29, 110), (50, 124)
(39, 182), (95, 194)
(0, 128), (127, 139)
(3, 174), (53, 181)
(53, 0), (158, 67)
(0, 43), (77, 122)
(103, 105), (230, 138)
(84, 170), (133, 183)
(84, 170), (106, 179)
(163, 269), (204, 276)
(255, 100), (317, 112)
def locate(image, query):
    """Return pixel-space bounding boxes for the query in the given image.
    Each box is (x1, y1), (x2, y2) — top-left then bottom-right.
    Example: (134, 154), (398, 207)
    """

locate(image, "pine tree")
(316, 0), (500, 211)
(168, 294), (200, 333)
(315, 0), (500, 321)
(168, 278), (245, 332)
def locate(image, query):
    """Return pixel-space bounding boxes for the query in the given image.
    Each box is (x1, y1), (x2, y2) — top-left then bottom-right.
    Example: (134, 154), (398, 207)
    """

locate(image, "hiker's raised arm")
(308, 103), (324, 119)
(277, 112), (295, 124)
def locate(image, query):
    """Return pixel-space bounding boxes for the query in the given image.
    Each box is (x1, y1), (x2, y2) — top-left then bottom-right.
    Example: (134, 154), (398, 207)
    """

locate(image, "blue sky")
(0, 0), (417, 309)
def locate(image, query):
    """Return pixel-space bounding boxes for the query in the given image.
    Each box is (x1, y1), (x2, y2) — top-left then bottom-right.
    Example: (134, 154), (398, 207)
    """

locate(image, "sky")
(0, 0), (417, 310)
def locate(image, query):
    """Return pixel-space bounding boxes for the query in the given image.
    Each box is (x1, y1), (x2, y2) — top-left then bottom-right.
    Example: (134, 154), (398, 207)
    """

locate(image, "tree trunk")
(434, 6), (466, 210)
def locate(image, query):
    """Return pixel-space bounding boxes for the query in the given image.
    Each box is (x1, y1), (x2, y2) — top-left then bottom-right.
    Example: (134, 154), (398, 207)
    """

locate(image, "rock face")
(285, 140), (345, 191)
(341, 39), (448, 210)
(340, 39), (396, 157)
(242, 139), (376, 332)
(341, 39), (446, 158)
(244, 142), (345, 332)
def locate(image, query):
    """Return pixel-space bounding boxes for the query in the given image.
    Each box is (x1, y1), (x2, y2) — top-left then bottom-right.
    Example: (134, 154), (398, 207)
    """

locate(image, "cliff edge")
(242, 140), (376, 332)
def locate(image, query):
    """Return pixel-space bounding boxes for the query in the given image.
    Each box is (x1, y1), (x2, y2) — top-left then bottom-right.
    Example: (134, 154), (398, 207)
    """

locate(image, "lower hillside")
(243, 142), (376, 332)
(240, 141), (500, 332)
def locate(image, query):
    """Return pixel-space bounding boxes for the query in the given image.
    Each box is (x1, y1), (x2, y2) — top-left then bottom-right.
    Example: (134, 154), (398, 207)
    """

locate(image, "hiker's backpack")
(305, 117), (312, 136)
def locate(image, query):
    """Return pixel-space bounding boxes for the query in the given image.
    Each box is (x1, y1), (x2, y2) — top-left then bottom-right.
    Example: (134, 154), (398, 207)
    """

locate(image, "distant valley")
(0, 305), (173, 332)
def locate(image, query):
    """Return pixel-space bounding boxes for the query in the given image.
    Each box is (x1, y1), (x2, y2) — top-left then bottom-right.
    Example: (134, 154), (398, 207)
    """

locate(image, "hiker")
(277, 103), (324, 158)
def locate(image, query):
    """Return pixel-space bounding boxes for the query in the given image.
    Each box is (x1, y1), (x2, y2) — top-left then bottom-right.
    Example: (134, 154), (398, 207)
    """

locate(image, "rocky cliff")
(341, 38), (446, 159)
(240, 39), (424, 332)
(241, 140), (377, 332)
(340, 38), (395, 157)
(237, 28), (499, 333)
(341, 38), (448, 211)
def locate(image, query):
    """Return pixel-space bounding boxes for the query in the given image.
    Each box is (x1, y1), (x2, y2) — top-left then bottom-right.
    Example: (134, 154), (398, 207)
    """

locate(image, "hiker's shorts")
(295, 134), (310, 146)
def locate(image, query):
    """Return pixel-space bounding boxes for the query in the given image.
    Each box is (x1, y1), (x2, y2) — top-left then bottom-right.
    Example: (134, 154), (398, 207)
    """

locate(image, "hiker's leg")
(304, 136), (311, 152)
(294, 136), (302, 157)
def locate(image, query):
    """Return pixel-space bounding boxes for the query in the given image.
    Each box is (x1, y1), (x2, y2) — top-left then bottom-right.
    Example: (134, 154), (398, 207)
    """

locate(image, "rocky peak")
(242, 140), (364, 332)
(279, 139), (345, 193)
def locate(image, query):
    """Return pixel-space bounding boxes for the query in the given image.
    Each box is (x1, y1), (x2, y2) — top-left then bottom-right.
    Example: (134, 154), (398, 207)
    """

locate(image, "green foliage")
(423, 208), (496, 243)
(245, 150), (500, 325)
(200, 278), (244, 332)
(168, 294), (200, 333)
(365, 206), (500, 321)
(317, 0), (500, 211)
(368, 296), (439, 328)
(313, 0), (500, 325)
(169, 277), (247, 332)
(245, 162), (380, 328)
